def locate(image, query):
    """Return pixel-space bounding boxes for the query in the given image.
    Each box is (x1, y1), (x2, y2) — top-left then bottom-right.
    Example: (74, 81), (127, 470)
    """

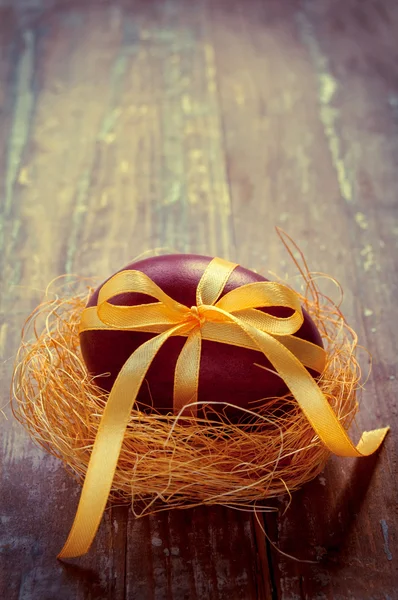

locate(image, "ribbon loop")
(98, 270), (189, 325)
(216, 281), (302, 313)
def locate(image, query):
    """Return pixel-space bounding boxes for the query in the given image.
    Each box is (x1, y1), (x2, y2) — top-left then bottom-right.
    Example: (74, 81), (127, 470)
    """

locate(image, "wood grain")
(1, 0), (397, 598)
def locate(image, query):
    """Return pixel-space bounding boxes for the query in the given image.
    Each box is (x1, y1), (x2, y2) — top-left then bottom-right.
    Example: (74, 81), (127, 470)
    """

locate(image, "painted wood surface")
(0, 1), (397, 598)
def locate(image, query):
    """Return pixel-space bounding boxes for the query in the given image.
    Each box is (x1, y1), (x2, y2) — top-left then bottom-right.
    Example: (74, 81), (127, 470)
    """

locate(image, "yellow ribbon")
(58, 257), (389, 558)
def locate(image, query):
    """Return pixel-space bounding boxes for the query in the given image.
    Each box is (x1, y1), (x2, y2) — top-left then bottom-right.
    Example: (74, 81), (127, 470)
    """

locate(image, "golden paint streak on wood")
(204, 45), (220, 258)
(80, 35), (161, 274)
(360, 243), (377, 272)
(4, 30), (35, 216)
(13, 14), (122, 283)
(297, 12), (353, 204)
(0, 323), (9, 359)
(203, 43), (233, 259)
(355, 212), (369, 230)
(149, 100), (163, 252)
(145, 104), (159, 248)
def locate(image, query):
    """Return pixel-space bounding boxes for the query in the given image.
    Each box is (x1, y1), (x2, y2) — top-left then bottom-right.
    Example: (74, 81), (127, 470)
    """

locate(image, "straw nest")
(12, 248), (362, 518)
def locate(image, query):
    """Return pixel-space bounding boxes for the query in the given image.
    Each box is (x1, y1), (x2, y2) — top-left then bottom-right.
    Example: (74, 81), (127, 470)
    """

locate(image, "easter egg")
(80, 254), (323, 421)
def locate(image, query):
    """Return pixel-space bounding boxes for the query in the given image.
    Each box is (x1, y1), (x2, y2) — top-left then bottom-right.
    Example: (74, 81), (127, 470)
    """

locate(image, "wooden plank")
(126, 506), (267, 600)
(0, 7), (131, 600)
(209, 0), (397, 598)
(0, 2), (268, 599)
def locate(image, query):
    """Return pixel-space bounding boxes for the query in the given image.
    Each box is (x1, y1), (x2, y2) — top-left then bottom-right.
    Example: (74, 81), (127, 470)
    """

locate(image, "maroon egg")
(80, 254), (323, 421)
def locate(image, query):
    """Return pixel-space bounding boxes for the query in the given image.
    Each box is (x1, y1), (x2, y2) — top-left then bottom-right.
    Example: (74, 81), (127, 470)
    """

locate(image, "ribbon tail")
(58, 324), (185, 559)
(355, 427), (390, 455)
(231, 316), (389, 458)
(173, 327), (202, 417)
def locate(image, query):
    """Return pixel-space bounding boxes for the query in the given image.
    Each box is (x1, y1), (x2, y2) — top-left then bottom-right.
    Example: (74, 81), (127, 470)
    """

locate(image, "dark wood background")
(0, 1), (397, 598)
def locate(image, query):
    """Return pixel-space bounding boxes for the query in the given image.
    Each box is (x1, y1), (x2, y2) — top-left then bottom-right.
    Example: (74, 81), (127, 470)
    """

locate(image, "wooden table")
(1, 1), (397, 598)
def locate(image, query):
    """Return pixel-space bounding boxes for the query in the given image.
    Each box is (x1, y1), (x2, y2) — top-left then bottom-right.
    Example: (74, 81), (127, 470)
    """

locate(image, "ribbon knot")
(188, 305), (206, 327)
(59, 257), (389, 558)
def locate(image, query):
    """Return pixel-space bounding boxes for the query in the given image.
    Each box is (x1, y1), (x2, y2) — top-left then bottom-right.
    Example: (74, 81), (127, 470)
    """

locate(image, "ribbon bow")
(59, 258), (388, 558)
